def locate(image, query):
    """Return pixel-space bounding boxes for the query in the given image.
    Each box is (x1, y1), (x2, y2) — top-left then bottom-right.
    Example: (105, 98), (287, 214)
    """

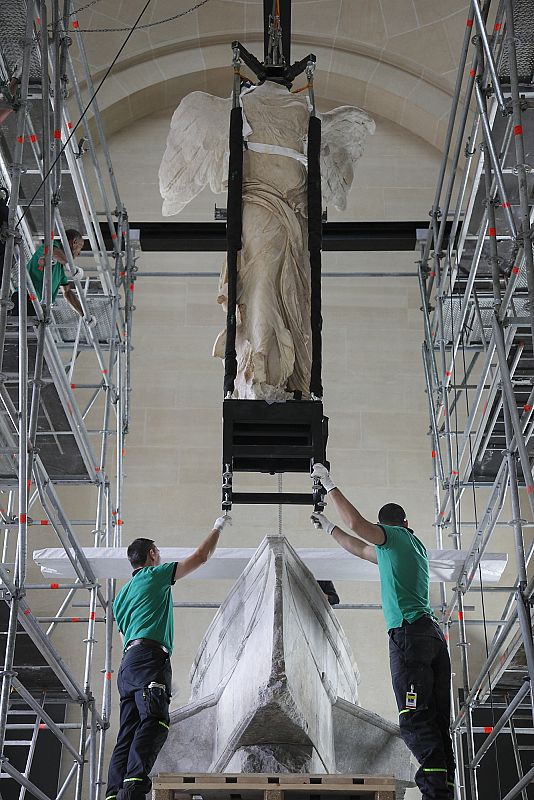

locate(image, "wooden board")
(152, 773), (396, 800)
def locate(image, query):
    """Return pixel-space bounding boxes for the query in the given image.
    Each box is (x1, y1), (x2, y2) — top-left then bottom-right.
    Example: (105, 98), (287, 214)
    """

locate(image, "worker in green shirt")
(310, 463), (455, 800)
(105, 514), (231, 800)
(11, 228), (91, 320)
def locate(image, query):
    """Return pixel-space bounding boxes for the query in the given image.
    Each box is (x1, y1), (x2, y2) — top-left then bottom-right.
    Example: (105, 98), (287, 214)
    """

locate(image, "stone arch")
(87, 34), (453, 152)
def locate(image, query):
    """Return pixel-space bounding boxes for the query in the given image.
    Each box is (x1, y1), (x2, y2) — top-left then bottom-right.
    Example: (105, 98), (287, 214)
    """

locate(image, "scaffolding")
(420, 1), (534, 798)
(0, 1), (134, 799)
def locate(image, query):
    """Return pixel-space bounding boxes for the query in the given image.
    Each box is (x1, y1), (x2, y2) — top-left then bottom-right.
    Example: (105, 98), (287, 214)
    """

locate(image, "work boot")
(116, 779), (151, 800)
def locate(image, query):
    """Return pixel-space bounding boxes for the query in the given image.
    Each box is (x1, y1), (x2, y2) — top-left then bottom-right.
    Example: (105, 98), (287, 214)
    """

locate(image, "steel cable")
(460, 298), (504, 799)
(66, 0), (105, 17)
(67, 0), (212, 32)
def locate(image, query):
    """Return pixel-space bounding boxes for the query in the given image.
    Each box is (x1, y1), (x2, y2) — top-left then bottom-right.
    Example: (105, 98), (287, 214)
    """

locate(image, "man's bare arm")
(328, 488), (386, 546)
(311, 512), (378, 564)
(62, 284), (84, 316)
(174, 516), (231, 581)
(52, 247), (67, 264)
(331, 525), (378, 564)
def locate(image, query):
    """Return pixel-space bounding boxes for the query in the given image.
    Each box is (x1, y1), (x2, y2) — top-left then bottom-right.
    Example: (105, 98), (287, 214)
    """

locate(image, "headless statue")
(159, 81), (375, 400)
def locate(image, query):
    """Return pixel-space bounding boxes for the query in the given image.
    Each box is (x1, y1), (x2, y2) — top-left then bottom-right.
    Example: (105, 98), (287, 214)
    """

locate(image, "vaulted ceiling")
(72, 0), (471, 149)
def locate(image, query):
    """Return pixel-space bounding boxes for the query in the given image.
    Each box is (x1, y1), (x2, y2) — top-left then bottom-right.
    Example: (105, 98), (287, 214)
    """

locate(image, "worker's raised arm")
(311, 464), (385, 546)
(62, 284), (84, 316)
(174, 515), (231, 580)
(311, 512), (377, 564)
(52, 246), (68, 264)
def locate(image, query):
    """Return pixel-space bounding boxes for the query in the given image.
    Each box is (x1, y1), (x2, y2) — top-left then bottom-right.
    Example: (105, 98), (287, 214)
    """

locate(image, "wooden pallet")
(152, 773), (396, 800)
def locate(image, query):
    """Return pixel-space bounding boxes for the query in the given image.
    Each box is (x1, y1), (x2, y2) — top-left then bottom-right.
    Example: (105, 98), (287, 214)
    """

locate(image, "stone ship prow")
(154, 536), (414, 796)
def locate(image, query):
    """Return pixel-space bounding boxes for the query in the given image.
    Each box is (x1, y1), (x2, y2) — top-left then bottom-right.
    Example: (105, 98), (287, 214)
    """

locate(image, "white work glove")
(66, 265), (84, 281)
(213, 514), (232, 532)
(311, 463), (336, 493)
(85, 315), (97, 329)
(311, 512), (335, 535)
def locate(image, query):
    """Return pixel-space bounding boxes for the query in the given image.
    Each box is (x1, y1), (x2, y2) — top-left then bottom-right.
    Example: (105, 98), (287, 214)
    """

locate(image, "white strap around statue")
(239, 84), (308, 166)
(245, 141), (308, 166)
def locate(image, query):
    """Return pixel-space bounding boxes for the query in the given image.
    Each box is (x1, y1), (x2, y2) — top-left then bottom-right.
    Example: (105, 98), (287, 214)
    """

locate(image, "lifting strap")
(307, 113), (323, 398)
(245, 140), (307, 166)
(223, 106), (244, 398)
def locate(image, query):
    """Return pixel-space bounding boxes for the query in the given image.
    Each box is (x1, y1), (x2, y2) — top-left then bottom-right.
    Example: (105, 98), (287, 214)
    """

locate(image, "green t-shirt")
(26, 241), (69, 302)
(113, 561), (177, 654)
(374, 524), (433, 631)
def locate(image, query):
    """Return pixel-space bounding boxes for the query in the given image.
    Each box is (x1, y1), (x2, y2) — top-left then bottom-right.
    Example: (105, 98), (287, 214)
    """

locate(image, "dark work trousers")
(388, 615), (455, 800)
(105, 643), (172, 800)
(9, 292), (37, 317)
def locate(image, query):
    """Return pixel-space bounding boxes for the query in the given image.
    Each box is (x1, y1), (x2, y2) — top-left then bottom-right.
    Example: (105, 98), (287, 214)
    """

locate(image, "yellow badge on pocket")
(406, 690), (417, 709)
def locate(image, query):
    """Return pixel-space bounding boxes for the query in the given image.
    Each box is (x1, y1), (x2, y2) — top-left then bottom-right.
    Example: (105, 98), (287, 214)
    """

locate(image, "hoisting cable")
(460, 313), (504, 798)
(65, 0), (105, 17)
(447, 245), (504, 795)
(65, 0), (212, 32)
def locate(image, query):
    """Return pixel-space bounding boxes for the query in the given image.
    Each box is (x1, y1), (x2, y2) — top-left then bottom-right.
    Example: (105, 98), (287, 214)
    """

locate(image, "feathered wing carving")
(319, 106), (375, 211)
(160, 92), (374, 216)
(159, 91), (230, 216)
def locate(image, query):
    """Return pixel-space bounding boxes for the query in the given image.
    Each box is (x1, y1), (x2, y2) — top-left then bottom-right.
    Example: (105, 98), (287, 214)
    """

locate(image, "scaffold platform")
(1, 322), (94, 482)
(0, 0), (135, 798)
(419, 0), (534, 797)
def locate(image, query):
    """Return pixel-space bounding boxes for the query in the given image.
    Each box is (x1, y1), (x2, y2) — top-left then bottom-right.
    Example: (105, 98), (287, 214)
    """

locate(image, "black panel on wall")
(99, 220), (454, 253)
(0, 602), (68, 799)
(2, 702), (67, 800)
(461, 694), (534, 799)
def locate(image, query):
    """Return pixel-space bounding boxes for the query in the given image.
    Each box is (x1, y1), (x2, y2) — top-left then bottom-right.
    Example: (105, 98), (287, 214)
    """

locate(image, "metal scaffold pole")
(503, 0), (534, 347)
(421, 2), (534, 798)
(0, 0), (136, 797)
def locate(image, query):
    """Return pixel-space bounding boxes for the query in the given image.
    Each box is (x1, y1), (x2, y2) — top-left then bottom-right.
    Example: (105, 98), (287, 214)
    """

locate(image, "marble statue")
(159, 82), (375, 399)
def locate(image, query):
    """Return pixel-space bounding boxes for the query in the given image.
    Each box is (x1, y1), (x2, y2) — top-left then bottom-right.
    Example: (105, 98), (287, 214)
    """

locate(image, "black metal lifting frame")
(222, 400), (328, 510)
(221, 0), (327, 512)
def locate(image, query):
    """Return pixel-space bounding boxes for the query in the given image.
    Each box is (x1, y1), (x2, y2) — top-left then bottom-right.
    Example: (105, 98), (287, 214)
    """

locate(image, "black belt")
(402, 613), (437, 625)
(124, 637), (169, 655)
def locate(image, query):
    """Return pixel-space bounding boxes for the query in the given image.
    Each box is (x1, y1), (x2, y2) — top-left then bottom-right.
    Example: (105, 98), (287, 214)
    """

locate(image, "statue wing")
(318, 107), (375, 211)
(159, 91), (230, 216)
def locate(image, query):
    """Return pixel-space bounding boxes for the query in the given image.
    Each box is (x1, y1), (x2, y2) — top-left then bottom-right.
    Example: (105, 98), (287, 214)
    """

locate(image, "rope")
(291, 83), (311, 94)
(445, 234), (503, 795)
(66, 0), (212, 32)
(460, 298), (504, 799)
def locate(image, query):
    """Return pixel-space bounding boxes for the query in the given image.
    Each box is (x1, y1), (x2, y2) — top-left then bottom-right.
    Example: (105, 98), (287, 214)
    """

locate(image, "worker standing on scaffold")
(310, 463), (455, 800)
(105, 515), (231, 800)
(10, 228), (89, 319)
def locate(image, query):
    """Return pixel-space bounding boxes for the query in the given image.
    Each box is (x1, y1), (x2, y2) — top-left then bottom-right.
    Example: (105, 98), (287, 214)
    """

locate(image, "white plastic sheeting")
(32, 543), (507, 582)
